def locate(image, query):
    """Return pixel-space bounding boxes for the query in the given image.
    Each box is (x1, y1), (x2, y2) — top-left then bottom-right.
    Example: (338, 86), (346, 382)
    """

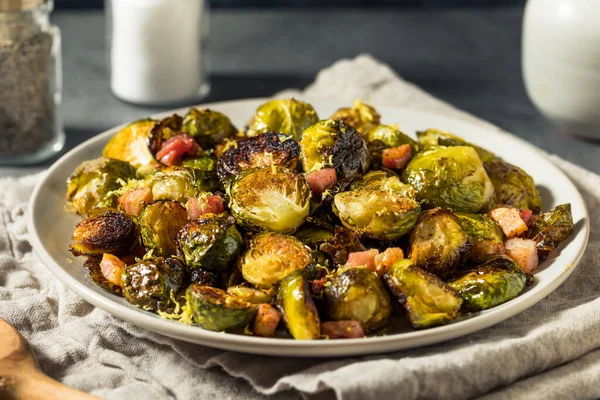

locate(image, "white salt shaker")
(106, 0), (210, 106)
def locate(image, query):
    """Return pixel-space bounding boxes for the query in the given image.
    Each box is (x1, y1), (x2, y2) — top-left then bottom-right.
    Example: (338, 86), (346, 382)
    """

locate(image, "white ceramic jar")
(522, 0), (600, 138)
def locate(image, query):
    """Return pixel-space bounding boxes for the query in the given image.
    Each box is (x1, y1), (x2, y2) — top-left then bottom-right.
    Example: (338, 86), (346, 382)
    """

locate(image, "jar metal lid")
(0, 0), (45, 11)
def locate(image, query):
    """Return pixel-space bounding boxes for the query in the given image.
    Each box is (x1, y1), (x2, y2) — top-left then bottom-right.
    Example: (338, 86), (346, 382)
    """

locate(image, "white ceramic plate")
(28, 98), (589, 357)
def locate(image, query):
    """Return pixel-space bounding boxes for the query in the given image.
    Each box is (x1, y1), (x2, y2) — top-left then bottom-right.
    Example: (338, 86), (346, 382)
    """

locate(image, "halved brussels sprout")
(217, 132), (300, 179)
(448, 255), (526, 311)
(245, 98), (319, 141)
(401, 146), (495, 213)
(330, 99), (381, 135)
(333, 189), (420, 240)
(70, 211), (138, 256)
(384, 259), (462, 328)
(103, 119), (159, 169)
(181, 108), (238, 149)
(325, 268), (392, 333)
(277, 270), (321, 340)
(456, 213), (505, 262)
(366, 124), (418, 168)
(529, 203), (574, 261)
(186, 284), (257, 331)
(240, 232), (312, 289)
(227, 286), (274, 304)
(139, 201), (188, 256)
(319, 226), (366, 267)
(484, 159), (542, 212)
(181, 155), (217, 172)
(66, 157), (136, 216)
(176, 217), (243, 271)
(350, 170), (416, 199)
(417, 128), (496, 163)
(409, 209), (471, 280)
(147, 114), (183, 157)
(147, 166), (216, 202)
(300, 119), (370, 179)
(121, 257), (188, 311)
(226, 166), (311, 234)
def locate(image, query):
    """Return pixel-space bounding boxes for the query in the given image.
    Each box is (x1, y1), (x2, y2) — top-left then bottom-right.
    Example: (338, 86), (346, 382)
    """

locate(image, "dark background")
(56, 0), (526, 9)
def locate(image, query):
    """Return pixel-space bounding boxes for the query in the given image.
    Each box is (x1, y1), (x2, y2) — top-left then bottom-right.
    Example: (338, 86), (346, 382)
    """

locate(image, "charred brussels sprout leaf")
(384, 259), (462, 328)
(181, 108), (238, 149)
(217, 132), (300, 179)
(147, 166), (216, 202)
(330, 99), (381, 135)
(484, 159), (542, 212)
(409, 209), (471, 280)
(190, 268), (224, 288)
(319, 226), (366, 267)
(66, 157), (136, 216)
(278, 270), (321, 340)
(121, 257), (188, 312)
(333, 189), (420, 240)
(103, 119), (159, 169)
(245, 99), (319, 141)
(325, 268), (392, 333)
(139, 201), (188, 256)
(240, 232), (312, 289)
(300, 119), (370, 179)
(70, 211), (138, 256)
(226, 166), (311, 233)
(147, 114), (183, 157)
(350, 170), (416, 199)
(529, 203), (574, 261)
(417, 129), (496, 163)
(448, 255), (526, 311)
(176, 217), (243, 271)
(186, 285), (257, 331)
(402, 146), (495, 213)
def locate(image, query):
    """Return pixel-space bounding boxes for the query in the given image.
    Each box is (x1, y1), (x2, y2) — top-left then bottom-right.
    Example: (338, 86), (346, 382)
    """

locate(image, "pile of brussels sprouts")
(65, 98), (574, 340)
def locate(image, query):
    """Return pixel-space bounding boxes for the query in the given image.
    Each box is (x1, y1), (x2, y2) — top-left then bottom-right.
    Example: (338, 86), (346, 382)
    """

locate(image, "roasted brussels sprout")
(278, 270), (321, 340)
(245, 98), (319, 141)
(227, 286), (273, 304)
(226, 166), (311, 233)
(529, 203), (574, 261)
(217, 132), (300, 179)
(66, 157), (136, 216)
(483, 159), (542, 212)
(240, 232), (312, 289)
(330, 99), (381, 135)
(181, 108), (238, 149)
(176, 217), (243, 271)
(384, 259), (462, 328)
(185, 284), (257, 331)
(147, 166), (216, 202)
(103, 119), (159, 169)
(409, 209), (471, 280)
(333, 189), (420, 240)
(181, 155), (217, 172)
(456, 213), (505, 262)
(300, 119), (370, 179)
(417, 128), (495, 163)
(350, 170), (416, 199)
(325, 268), (392, 333)
(138, 201), (188, 256)
(448, 255), (526, 311)
(190, 268), (224, 288)
(319, 226), (366, 266)
(121, 257), (188, 311)
(70, 211), (138, 256)
(401, 146), (495, 213)
(366, 124), (418, 167)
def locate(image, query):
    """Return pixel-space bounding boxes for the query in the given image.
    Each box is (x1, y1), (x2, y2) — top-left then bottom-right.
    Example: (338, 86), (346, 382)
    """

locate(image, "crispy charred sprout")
(484, 159), (542, 212)
(121, 257), (188, 312)
(384, 259), (462, 328)
(139, 201), (188, 256)
(176, 217), (243, 271)
(529, 203), (574, 261)
(319, 226), (366, 266)
(456, 213), (505, 262)
(330, 99), (381, 135)
(448, 255), (526, 311)
(186, 284), (257, 331)
(278, 270), (321, 340)
(190, 268), (224, 288)
(402, 146), (495, 213)
(66, 157), (136, 216)
(409, 209), (471, 280)
(217, 132), (300, 179)
(417, 128), (496, 163)
(245, 99), (319, 141)
(227, 286), (273, 304)
(240, 232), (312, 289)
(300, 119), (370, 179)
(325, 268), (392, 333)
(181, 108), (238, 149)
(103, 119), (159, 169)
(350, 170), (416, 199)
(226, 166), (311, 233)
(70, 211), (138, 256)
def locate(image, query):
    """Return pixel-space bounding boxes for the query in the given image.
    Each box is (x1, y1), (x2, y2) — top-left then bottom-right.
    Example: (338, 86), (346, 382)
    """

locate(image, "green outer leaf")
(277, 270), (321, 340)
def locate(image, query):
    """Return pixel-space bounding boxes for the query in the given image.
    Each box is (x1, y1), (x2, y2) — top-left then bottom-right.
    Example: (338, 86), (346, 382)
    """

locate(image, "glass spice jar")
(0, 0), (64, 165)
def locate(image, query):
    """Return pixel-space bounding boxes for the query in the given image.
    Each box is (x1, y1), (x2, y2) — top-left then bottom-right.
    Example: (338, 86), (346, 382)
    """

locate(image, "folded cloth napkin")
(2, 55), (600, 400)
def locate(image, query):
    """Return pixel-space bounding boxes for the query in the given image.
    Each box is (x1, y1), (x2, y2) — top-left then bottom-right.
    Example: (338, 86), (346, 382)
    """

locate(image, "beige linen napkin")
(1, 55), (599, 400)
